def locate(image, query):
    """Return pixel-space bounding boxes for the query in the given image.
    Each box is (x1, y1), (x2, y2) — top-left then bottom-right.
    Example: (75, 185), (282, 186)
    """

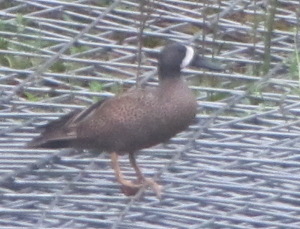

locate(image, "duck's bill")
(190, 55), (225, 71)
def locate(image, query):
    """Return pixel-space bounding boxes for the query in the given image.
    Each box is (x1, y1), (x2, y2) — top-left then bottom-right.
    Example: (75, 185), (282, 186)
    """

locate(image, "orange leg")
(111, 152), (141, 196)
(129, 153), (162, 198)
(110, 152), (162, 198)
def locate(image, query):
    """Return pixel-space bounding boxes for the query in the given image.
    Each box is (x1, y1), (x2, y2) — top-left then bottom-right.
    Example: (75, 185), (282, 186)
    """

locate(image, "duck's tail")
(28, 99), (107, 149)
(27, 110), (80, 149)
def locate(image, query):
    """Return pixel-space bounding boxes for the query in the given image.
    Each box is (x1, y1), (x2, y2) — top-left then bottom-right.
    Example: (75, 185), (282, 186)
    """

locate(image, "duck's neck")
(159, 76), (186, 92)
(158, 67), (186, 91)
(158, 65), (181, 80)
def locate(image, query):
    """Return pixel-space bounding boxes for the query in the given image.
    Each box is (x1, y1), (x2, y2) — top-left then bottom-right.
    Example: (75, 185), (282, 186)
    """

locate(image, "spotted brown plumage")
(28, 43), (224, 197)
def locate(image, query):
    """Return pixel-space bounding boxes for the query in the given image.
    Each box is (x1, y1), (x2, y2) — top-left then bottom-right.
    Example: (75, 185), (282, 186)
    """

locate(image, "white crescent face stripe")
(181, 46), (194, 68)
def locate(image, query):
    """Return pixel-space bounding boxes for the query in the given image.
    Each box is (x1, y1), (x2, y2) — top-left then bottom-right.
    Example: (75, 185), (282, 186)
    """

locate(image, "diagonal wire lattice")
(1, 0), (300, 228)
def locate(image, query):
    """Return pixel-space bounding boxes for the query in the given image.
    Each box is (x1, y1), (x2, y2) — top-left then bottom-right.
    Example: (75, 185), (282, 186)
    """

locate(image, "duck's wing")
(27, 98), (108, 148)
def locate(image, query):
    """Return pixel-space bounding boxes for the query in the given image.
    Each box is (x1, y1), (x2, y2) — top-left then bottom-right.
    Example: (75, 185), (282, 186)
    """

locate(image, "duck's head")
(158, 43), (224, 79)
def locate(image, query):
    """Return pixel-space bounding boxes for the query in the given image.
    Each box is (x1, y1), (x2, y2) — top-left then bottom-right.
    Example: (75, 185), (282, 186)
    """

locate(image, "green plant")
(294, 33), (300, 87)
(89, 81), (103, 92)
(0, 38), (8, 49)
(16, 13), (27, 32)
(50, 61), (67, 73)
(70, 45), (90, 55)
(89, 81), (104, 101)
(286, 50), (300, 84)
(24, 92), (39, 101)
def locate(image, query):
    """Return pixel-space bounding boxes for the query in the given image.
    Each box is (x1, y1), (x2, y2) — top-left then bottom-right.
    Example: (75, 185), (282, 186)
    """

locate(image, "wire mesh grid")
(0, 0), (300, 228)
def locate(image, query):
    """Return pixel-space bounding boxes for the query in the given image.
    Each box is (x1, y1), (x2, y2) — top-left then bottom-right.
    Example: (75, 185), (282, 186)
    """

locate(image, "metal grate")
(1, 0), (300, 228)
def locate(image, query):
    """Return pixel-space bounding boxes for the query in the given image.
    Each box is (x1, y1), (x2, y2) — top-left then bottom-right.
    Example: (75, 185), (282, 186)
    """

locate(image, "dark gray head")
(158, 43), (223, 79)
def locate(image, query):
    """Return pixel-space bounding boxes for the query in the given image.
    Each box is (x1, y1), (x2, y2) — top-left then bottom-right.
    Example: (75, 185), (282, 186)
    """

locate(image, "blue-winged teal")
(28, 43), (223, 197)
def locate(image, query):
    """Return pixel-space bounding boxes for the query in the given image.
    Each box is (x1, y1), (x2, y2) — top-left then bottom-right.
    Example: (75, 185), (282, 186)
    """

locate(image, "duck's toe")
(120, 178), (162, 198)
(143, 178), (162, 199)
(121, 184), (140, 196)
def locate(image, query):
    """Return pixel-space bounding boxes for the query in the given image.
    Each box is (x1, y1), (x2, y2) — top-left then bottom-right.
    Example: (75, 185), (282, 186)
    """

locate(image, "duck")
(28, 43), (223, 198)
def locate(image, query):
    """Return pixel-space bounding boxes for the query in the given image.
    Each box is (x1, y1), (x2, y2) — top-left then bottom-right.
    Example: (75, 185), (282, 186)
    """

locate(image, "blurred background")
(0, 0), (300, 228)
